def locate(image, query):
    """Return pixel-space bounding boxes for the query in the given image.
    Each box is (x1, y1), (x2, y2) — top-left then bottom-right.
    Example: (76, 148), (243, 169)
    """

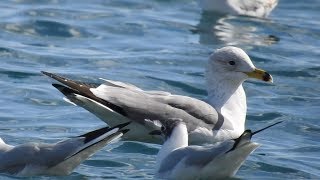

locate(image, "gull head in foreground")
(0, 122), (130, 177)
(153, 119), (282, 179)
(42, 46), (272, 144)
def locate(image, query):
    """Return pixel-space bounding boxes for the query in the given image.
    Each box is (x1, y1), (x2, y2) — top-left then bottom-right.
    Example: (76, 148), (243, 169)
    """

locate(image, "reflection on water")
(3, 20), (87, 38)
(195, 12), (280, 47)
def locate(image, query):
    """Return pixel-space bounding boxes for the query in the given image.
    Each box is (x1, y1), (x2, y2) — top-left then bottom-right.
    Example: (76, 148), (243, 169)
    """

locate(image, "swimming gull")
(152, 118), (282, 179)
(0, 122), (130, 176)
(197, 0), (278, 17)
(42, 46), (273, 144)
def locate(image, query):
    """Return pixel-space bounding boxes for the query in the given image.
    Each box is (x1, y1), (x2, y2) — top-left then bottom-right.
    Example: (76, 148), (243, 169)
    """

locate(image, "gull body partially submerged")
(0, 122), (130, 176)
(42, 46), (272, 145)
(153, 119), (282, 179)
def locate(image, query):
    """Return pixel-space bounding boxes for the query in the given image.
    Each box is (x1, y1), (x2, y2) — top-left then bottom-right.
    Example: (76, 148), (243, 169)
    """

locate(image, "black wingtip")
(42, 71), (128, 117)
(52, 83), (66, 90)
(252, 121), (283, 136)
(79, 122), (131, 143)
(52, 83), (78, 96)
(64, 125), (130, 162)
(121, 129), (130, 134)
(41, 71), (54, 77)
(227, 130), (252, 153)
(41, 71), (72, 84)
(114, 121), (131, 130)
(228, 121), (283, 153)
(79, 126), (111, 143)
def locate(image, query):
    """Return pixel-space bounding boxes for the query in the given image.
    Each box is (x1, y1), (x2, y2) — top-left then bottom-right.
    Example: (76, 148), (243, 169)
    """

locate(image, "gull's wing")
(45, 122), (130, 175)
(91, 84), (219, 130)
(99, 78), (143, 91)
(99, 78), (171, 96)
(0, 122), (130, 176)
(42, 72), (220, 134)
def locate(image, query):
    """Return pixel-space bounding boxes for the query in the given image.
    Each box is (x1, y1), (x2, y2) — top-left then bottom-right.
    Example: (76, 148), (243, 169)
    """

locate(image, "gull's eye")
(228, 61), (236, 65)
(161, 126), (165, 132)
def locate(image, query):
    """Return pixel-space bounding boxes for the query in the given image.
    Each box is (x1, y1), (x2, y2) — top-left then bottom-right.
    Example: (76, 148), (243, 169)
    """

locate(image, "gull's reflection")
(194, 12), (279, 47)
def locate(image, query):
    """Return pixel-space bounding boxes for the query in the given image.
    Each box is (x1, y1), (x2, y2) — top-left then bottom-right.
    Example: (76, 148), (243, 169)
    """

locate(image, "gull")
(42, 46), (273, 144)
(0, 122), (130, 177)
(197, 0), (278, 17)
(152, 118), (282, 179)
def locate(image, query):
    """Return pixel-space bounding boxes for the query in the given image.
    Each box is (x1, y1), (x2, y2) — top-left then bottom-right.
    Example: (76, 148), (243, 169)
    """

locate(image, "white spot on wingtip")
(63, 97), (77, 106)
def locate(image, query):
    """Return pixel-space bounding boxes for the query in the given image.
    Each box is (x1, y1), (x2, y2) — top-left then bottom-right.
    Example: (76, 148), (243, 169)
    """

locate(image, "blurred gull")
(198, 0), (278, 17)
(42, 46), (273, 144)
(152, 118), (282, 179)
(0, 122), (130, 177)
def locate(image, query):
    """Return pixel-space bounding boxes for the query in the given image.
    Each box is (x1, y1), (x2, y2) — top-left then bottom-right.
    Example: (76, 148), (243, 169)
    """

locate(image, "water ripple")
(0, 0), (318, 179)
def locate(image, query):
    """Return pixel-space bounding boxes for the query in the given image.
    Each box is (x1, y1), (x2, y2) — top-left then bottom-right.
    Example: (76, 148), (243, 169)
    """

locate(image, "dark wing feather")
(42, 71), (127, 116)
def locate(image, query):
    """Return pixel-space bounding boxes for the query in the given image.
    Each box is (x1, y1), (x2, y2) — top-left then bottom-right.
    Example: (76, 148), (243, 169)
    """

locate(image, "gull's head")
(207, 46), (273, 83)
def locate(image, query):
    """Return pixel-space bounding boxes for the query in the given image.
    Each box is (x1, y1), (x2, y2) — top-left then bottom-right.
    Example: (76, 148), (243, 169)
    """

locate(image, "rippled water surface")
(0, 0), (319, 179)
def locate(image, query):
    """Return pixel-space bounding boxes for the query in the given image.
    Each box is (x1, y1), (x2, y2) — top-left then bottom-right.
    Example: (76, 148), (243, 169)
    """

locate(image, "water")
(0, 0), (319, 179)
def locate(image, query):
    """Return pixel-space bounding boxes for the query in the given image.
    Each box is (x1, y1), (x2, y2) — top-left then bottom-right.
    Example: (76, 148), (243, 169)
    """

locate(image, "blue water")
(0, 0), (319, 179)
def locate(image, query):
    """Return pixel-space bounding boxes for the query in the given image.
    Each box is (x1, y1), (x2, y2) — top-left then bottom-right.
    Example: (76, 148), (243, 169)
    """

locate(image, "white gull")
(42, 46), (273, 144)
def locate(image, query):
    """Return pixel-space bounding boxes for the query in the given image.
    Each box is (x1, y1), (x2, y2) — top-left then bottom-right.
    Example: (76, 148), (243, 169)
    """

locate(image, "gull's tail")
(73, 121), (131, 155)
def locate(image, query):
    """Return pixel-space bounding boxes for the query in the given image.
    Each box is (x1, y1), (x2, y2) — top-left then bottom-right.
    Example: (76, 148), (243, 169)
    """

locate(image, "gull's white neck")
(156, 123), (188, 171)
(206, 70), (246, 136)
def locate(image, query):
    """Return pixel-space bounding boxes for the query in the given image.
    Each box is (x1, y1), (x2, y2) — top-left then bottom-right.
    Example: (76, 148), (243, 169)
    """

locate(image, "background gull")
(42, 46), (273, 144)
(0, 122), (130, 177)
(197, 0), (278, 17)
(152, 118), (282, 179)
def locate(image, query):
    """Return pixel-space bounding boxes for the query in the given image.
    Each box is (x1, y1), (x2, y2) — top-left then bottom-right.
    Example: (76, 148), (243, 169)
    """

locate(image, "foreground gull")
(42, 46), (273, 144)
(152, 119), (282, 179)
(0, 122), (130, 176)
(197, 0), (278, 17)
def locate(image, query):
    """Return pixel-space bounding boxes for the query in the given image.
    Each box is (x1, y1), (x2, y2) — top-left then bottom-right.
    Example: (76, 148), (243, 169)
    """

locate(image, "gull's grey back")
(157, 140), (235, 174)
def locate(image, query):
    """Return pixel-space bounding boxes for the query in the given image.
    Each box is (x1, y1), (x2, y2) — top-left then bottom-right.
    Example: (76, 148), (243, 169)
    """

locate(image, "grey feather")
(157, 141), (234, 173)
(0, 123), (130, 176)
